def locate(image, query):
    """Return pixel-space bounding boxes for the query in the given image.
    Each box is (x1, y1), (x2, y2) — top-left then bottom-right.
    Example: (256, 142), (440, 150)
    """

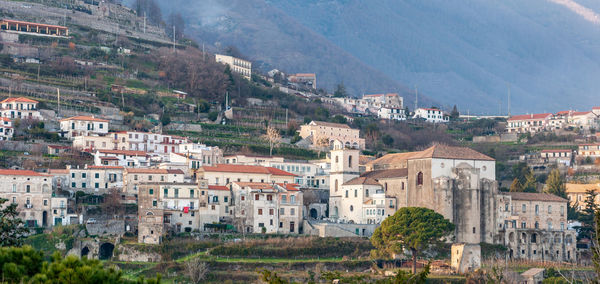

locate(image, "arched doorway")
(42, 211), (48, 227)
(333, 206), (338, 218)
(310, 208), (318, 219)
(81, 246), (90, 258)
(98, 243), (114, 260)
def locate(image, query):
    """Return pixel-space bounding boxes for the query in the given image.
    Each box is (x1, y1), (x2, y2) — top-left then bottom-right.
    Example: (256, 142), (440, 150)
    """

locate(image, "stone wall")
(86, 219), (124, 236)
(116, 244), (161, 262)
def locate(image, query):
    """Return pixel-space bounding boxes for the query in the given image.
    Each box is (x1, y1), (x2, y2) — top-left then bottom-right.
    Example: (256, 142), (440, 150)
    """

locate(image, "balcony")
(25, 204), (33, 209)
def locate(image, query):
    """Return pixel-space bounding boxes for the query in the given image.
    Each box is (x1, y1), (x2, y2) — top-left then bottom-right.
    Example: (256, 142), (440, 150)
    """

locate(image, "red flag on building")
(183, 207), (189, 213)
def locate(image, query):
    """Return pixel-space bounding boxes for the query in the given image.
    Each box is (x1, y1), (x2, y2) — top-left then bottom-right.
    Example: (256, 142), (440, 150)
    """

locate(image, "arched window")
(417, 172), (424, 186)
(350, 205), (354, 212)
(348, 155), (353, 168)
(366, 189), (369, 197)
(146, 211), (154, 215)
(531, 233), (537, 243)
(401, 182), (405, 190)
(335, 179), (338, 192)
(385, 183), (388, 192)
(335, 155), (339, 163)
(333, 206), (338, 217)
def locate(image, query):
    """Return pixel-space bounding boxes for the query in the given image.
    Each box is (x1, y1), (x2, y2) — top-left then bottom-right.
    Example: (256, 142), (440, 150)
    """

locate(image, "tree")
(333, 82), (347, 98)
(450, 105), (459, 120)
(382, 134), (394, 147)
(0, 198), (30, 247)
(166, 13), (185, 41)
(545, 169), (567, 198)
(314, 135), (330, 159)
(102, 188), (125, 220)
(593, 209), (600, 279)
(577, 189), (599, 240)
(264, 126), (281, 156)
(522, 171), (537, 193)
(184, 258), (208, 284)
(509, 178), (523, 192)
(371, 207), (454, 274)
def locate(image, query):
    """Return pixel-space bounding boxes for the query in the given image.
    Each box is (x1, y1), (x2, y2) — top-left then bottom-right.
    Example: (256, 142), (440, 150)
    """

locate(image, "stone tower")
(329, 140), (360, 219)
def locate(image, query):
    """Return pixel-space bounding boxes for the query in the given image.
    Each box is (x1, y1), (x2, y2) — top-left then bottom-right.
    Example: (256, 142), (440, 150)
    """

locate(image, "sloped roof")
(277, 183), (300, 191)
(126, 168), (183, 174)
(570, 111), (592, 116)
(540, 149), (571, 153)
(366, 145), (493, 169)
(506, 192), (567, 202)
(97, 149), (148, 156)
(87, 166), (124, 170)
(200, 164), (296, 176)
(361, 168), (408, 179)
(0, 97), (39, 104)
(566, 183), (600, 194)
(208, 185), (229, 191)
(343, 177), (381, 186)
(60, 116), (109, 122)
(232, 182), (276, 190)
(310, 121), (351, 129)
(0, 169), (49, 176)
(508, 113), (553, 121)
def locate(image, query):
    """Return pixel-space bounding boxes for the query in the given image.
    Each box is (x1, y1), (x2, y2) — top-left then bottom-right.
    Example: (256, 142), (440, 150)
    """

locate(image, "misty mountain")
(156, 0), (600, 113)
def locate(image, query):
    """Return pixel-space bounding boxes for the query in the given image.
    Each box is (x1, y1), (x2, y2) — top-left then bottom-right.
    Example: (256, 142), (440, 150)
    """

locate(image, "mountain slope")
(266, 0), (600, 114)
(155, 0), (435, 108)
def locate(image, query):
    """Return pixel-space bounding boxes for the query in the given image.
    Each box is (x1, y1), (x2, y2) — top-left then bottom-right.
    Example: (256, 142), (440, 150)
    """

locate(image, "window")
(535, 205), (539, 215)
(282, 195), (287, 203)
(190, 189), (194, 198)
(350, 205), (354, 212)
(522, 204), (526, 213)
(290, 195), (296, 204)
(258, 209), (263, 215)
(291, 208), (295, 215)
(354, 190), (357, 197)
(366, 189), (369, 197)
(255, 194), (260, 201)
(267, 195), (272, 201)
(279, 222), (283, 228)
(224, 197), (228, 203)
(82, 173), (86, 178)
(521, 222), (526, 229)
(345, 190), (348, 198)
(95, 183), (99, 188)
(213, 196), (218, 203)
(548, 205), (552, 214)
(417, 172), (423, 186)
(43, 199), (48, 206)
(12, 184), (16, 193)
(561, 222), (565, 230)
(82, 183), (86, 188)
(335, 179), (338, 192)
(72, 182), (76, 188)
(164, 188), (168, 196)
(26, 185), (30, 193)
(269, 209), (274, 215)
(152, 200), (157, 207)
(149, 189), (154, 195)
(348, 155), (353, 168)
(560, 206), (564, 216)
(241, 195), (245, 201)
(535, 221), (539, 229)
(280, 208), (285, 215)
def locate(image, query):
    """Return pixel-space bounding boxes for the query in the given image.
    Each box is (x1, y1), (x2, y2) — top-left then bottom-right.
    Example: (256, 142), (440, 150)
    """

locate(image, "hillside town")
(1, 0), (600, 283)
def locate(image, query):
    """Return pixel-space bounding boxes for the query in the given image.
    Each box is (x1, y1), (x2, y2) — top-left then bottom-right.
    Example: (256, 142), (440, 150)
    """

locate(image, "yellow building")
(298, 120), (365, 150)
(566, 183), (600, 210)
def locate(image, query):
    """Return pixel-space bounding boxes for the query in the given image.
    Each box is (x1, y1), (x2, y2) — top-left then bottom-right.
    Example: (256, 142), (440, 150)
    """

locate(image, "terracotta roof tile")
(361, 168), (408, 179)
(97, 149), (148, 156)
(60, 116), (109, 122)
(0, 169), (49, 176)
(506, 192), (567, 202)
(508, 113), (553, 121)
(0, 97), (39, 104)
(87, 166), (124, 170)
(208, 185), (229, 191)
(343, 177), (381, 186)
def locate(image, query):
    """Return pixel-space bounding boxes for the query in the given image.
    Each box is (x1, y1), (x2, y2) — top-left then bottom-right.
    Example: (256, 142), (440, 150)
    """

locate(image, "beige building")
(577, 143), (600, 161)
(198, 179), (232, 229)
(506, 113), (553, 133)
(500, 192), (576, 262)
(566, 183), (600, 210)
(540, 149), (572, 166)
(230, 182), (303, 234)
(123, 168), (185, 195)
(60, 116), (109, 140)
(65, 165), (124, 194)
(137, 183), (165, 244)
(0, 97), (43, 120)
(197, 164), (296, 186)
(215, 54), (252, 79)
(0, 169), (52, 228)
(299, 120), (365, 150)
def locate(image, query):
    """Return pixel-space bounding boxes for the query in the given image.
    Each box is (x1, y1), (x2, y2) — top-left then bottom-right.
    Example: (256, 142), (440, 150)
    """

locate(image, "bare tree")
(185, 258), (208, 283)
(314, 135), (330, 159)
(102, 188), (125, 220)
(264, 126), (281, 156)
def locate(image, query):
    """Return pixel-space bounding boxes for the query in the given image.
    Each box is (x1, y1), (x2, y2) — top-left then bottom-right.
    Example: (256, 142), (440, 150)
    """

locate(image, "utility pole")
(414, 85), (418, 111)
(285, 108), (288, 128)
(172, 25), (176, 52)
(57, 88), (60, 117)
(143, 12), (146, 34)
(202, 43), (205, 61)
(507, 83), (511, 117)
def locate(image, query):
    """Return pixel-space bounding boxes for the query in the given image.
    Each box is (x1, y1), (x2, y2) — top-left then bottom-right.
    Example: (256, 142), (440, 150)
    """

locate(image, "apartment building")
(287, 73), (317, 89)
(413, 108), (449, 123)
(65, 165), (124, 194)
(75, 131), (189, 154)
(499, 192), (576, 262)
(0, 169), (52, 228)
(506, 113), (553, 133)
(577, 144), (600, 161)
(215, 54), (252, 79)
(224, 154), (320, 188)
(540, 149), (572, 166)
(169, 143), (224, 176)
(123, 168), (185, 195)
(197, 164), (296, 186)
(298, 120), (365, 150)
(567, 111), (599, 131)
(336, 177), (396, 224)
(362, 93), (403, 108)
(198, 178), (232, 229)
(378, 106), (406, 121)
(230, 182), (303, 234)
(94, 149), (150, 167)
(0, 117), (13, 140)
(0, 97), (43, 120)
(60, 116), (109, 139)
